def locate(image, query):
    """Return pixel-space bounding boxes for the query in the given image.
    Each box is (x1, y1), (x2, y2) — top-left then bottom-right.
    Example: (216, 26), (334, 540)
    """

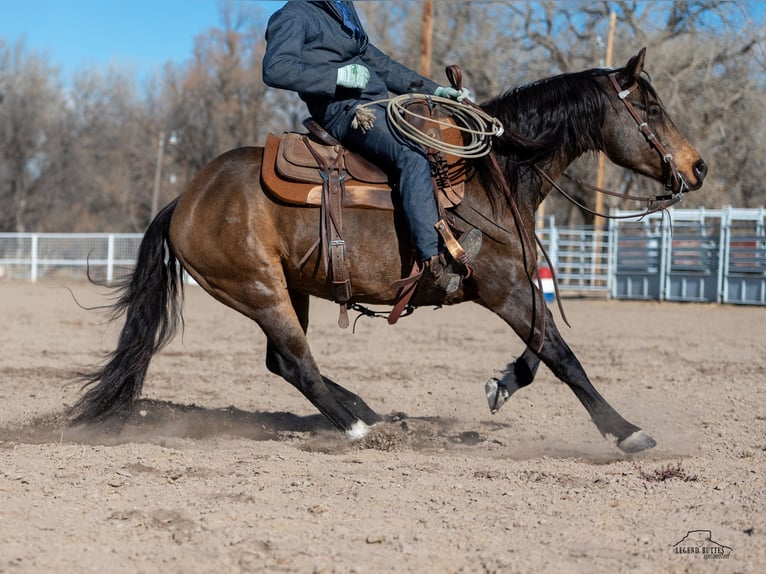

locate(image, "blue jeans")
(323, 103), (440, 260)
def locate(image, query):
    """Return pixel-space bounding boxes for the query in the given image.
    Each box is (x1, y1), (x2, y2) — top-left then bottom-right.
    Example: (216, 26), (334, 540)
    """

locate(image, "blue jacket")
(262, 1), (439, 124)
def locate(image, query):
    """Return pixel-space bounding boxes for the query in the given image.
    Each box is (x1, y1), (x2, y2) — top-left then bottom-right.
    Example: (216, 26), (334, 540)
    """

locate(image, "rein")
(453, 68), (690, 348)
(443, 66), (551, 351)
(436, 65), (566, 351)
(536, 168), (683, 219)
(355, 67), (687, 350)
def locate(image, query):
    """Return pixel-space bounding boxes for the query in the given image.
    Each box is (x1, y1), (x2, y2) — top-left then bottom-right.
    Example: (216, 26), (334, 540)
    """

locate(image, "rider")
(262, 0), (481, 293)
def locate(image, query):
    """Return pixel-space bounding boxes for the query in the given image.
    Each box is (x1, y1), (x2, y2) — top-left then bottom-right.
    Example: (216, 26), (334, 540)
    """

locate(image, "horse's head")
(602, 48), (707, 194)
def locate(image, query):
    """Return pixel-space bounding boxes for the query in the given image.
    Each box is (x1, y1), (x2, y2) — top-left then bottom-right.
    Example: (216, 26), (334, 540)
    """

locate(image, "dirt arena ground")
(0, 281), (763, 573)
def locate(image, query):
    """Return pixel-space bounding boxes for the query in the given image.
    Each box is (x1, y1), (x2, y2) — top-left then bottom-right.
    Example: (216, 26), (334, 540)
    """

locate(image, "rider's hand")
(337, 64), (370, 89)
(434, 86), (472, 102)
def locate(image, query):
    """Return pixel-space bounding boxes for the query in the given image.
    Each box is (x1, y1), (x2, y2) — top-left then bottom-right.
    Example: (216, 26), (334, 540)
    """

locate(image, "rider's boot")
(425, 228), (482, 294)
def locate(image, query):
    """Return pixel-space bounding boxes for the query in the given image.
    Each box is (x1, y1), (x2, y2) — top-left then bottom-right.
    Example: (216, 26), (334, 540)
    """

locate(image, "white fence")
(0, 233), (143, 282)
(2, 206), (765, 305)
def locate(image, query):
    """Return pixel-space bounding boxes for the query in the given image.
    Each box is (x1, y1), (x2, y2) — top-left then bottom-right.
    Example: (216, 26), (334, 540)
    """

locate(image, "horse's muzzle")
(691, 159), (708, 189)
(671, 158), (707, 193)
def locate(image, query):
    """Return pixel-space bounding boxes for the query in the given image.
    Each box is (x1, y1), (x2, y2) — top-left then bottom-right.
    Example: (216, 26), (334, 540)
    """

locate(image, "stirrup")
(435, 222), (482, 274)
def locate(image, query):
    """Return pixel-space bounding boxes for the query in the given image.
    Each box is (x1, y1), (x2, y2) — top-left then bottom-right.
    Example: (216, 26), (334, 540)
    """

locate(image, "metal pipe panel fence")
(607, 206), (766, 305)
(2, 206), (764, 305)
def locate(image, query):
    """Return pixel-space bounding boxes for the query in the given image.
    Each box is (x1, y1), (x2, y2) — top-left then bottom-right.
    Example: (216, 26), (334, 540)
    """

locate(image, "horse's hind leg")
(258, 299), (369, 437)
(201, 272), (370, 438)
(485, 347), (540, 413)
(265, 289), (381, 426)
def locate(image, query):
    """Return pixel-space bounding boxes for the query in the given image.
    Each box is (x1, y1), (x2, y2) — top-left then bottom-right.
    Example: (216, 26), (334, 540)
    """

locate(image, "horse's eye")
(647, 104), (662, 118)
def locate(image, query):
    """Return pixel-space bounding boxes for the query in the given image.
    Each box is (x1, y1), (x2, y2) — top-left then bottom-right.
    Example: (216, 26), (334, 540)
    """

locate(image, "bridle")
(536, 71), (689, 220)
(609, 73), (686, 194)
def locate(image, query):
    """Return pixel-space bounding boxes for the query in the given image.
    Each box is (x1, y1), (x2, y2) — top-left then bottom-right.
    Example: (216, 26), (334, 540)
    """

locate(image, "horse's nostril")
(694, 159), (708, 181)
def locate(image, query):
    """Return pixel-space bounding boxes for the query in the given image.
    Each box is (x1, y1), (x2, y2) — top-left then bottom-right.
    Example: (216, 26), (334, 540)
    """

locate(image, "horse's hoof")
(617, 430), (656, 453)
(485, 378), (511, 414)
(345, 420), (370, 441)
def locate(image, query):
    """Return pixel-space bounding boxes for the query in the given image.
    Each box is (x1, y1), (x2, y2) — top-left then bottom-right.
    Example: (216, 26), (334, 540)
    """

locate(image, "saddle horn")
(445, 65), (463, 91)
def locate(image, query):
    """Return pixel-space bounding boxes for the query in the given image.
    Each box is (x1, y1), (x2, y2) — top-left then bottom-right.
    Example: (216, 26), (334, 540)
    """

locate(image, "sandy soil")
(0, 281), (764, 573)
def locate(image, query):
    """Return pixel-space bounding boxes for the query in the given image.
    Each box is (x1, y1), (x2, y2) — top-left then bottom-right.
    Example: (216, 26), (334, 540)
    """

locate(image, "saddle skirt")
(260, 118), (467, 211)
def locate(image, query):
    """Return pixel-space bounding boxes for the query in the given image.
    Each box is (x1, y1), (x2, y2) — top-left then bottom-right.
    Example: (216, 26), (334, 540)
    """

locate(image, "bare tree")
(47, 67), (154, 231)
(161, 0), (288, 183)
(1, 1), (763, 232)
(0, 40), (63, 232)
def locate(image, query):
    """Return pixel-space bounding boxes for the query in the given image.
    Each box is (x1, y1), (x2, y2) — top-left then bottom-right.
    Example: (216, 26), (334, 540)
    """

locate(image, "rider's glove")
(434, 86), (472, 102)
(337, 64), (370, 89)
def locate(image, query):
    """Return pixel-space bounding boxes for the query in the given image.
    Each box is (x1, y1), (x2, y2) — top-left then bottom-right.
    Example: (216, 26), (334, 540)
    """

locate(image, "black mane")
(474, 67), (623, 209)
(482, 67), (615, 162)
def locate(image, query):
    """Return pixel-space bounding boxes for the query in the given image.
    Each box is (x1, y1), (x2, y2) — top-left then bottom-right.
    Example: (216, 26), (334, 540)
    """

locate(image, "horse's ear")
(618, 47), (646, 85)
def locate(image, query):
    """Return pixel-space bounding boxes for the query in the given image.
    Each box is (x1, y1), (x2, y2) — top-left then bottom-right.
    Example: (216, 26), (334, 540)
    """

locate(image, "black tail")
(70, 199), (183, 425)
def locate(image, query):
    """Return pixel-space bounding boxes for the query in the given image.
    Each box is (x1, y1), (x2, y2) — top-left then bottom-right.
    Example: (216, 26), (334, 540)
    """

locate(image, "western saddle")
(260, 107), (468, 327)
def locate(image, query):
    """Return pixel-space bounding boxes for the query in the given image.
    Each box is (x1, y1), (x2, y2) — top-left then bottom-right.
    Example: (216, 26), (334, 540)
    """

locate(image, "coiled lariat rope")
(352, 94), (504, 158)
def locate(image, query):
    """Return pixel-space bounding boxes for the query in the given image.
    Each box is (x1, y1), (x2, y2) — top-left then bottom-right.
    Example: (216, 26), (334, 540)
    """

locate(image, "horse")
(71, 49), (707, 453)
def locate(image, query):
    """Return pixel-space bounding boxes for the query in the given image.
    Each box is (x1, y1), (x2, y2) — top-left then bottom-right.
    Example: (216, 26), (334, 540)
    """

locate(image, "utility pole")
(594, 12), (617, 225)
(151, 130), (165, 220)
(419, 0), (433, 77)
(150, 130), (179, 220)
(593, 11), (617, 284)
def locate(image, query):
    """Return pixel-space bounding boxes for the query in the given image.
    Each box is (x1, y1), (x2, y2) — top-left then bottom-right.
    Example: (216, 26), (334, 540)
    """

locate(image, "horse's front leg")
(485, 347), (540, 413)
(539, 311), (656, 452)
(485, 297), (656, 453)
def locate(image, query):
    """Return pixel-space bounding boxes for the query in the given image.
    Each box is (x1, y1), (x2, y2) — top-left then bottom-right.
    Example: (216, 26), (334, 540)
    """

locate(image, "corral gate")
(609, 206), (766, 304)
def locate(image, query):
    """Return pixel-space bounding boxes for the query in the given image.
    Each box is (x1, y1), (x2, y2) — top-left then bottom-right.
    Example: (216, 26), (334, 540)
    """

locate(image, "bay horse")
(71, 49), (706, 453)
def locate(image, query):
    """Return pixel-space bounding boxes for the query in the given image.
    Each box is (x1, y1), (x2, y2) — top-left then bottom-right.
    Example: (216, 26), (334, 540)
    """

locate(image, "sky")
(1, 0), (284, 83)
